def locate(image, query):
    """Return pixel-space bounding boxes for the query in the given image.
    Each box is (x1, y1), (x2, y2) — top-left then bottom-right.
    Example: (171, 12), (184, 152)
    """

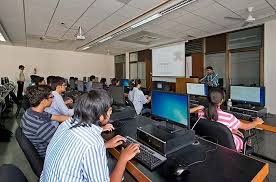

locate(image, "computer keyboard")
(122, 136), (167, 170)
(226, 111), (254, 121)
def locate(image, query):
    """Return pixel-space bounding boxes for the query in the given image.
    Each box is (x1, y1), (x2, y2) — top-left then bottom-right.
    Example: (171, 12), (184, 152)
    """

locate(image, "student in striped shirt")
(21, 85), (70, 158)
(40, 90), (140, 182)
(198, 88), (263, 152)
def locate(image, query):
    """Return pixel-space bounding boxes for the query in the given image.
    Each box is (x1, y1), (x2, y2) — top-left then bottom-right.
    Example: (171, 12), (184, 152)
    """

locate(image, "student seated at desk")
(198, 88), (264, 152)
(45, 76), (74, 117)
(100, 78), (108, 90)
(128, 79), (151, 115)
(40, 90), (140, 182)
(46, 75), (55, 88)
(21, 85), (70, 158)
(110, 78), (120, 86)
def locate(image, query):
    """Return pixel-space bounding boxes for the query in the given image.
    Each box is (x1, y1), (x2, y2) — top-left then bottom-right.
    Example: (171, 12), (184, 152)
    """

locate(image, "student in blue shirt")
(200, 66), (219, 87)
(128, 79), (151, 115)
(40, 90), (140, 182)
(45, 76), (74, 117)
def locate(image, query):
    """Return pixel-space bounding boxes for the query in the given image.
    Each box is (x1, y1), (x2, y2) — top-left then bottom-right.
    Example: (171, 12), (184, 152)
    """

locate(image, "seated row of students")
(21, 84), (138, 181)
(21, 76), (264, 181)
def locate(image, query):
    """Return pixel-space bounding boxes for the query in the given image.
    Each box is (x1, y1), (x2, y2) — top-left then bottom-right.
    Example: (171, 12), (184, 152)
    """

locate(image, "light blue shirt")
(128, 87), (147, 115)
(40, 119), (109, 182)
(45, 91), (74, 116)
(86, 81), (93, 92)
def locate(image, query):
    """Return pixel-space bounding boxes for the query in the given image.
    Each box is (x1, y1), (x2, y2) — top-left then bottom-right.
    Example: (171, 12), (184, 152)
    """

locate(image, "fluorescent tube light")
(81, 46), (90, 50)
(0, 33), (6, 42)
(160, 0), (197, 15)
(130, 13), (162, 29)
(98, 36), (113, 43)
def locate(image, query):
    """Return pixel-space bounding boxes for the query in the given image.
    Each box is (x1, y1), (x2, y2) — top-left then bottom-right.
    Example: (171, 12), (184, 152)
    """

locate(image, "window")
(230, 51), (260, 86)
(114, 54), (126, 79)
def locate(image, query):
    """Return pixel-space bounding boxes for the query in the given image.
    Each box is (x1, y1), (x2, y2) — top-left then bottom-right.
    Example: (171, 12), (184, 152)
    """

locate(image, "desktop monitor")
(77, 81), (84, 92)
(152, 81), (170, 91)
(121, 79), (129, 87)
(108, 86), (125, 106)
(230, 86), (265, 106)
(151, 91), (190, 129)
(186, 83), (207, 96)
(69, 78), (76, 90)
(92, 82), (103, 89)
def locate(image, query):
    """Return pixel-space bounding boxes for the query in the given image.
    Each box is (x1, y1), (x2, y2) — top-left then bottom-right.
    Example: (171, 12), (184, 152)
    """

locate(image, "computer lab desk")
(102, 116), (269, 182)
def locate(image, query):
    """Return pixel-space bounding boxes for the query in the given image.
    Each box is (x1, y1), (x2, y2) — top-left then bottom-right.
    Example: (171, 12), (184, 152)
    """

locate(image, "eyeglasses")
(48, 95), (54, 99)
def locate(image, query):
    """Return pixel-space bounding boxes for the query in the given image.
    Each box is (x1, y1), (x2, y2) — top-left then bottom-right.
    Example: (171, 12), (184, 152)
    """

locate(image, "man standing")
(17, 65), (25, 100)
(200, 66), (219, 88)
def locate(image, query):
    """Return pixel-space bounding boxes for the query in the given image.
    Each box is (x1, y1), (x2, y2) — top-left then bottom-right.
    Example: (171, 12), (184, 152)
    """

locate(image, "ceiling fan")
(225, 7), (256, 27)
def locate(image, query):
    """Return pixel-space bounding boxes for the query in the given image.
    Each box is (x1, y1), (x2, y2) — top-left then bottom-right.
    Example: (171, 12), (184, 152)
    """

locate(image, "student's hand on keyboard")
(119, 144), (140, 163)
(102, 123), (114, 132)
(253, 117), (264, 126)
(104, 135), (126, 149)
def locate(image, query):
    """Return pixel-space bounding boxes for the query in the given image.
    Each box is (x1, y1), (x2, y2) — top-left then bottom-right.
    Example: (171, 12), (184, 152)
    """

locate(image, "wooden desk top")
(103, 116), (269, 182)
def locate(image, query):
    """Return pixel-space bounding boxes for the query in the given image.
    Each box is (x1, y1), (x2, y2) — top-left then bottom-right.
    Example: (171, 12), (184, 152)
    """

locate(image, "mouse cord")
(191, 117), (201, 130)
(183, 136), (218, 168)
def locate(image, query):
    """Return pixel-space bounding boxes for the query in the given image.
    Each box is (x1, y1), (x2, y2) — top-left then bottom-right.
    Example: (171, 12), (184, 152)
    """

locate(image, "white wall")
(0, 45), (114, 85)
(264, 20), (276, 114)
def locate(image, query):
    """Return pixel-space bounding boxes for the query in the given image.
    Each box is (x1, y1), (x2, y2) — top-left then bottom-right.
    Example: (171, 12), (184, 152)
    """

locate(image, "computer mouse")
(109, 119), (114, 123)
(174, 165), (189, 176)
(193, 140), (200, 145)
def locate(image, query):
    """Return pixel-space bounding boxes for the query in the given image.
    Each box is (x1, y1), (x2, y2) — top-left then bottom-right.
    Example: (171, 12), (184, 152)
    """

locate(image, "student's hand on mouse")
(254, 117), (264, 126)
(102, 123), (114, 132)
(105, 135), (126, 149)
(119, 144), (140, 163)
(64, 98), (73, 105)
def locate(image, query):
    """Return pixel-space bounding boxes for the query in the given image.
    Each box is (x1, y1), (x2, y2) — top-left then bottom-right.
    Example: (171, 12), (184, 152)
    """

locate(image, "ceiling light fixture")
(0, 33), (6, 42)
(81, 46), (90, 50)
(80, 0), (197, 50)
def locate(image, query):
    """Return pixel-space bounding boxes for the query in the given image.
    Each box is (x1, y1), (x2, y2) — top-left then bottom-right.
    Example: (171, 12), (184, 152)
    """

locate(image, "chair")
(192, 118), (253, 154)
(15, 127), (43, 177)
(15, 96), (30, 118)
(0, 164), (28, 182)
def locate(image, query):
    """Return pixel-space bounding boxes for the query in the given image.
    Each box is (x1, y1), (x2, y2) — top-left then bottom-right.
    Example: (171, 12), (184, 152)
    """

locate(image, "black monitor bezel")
(230, 85), (266, 106)
(151, 90), (190, 129)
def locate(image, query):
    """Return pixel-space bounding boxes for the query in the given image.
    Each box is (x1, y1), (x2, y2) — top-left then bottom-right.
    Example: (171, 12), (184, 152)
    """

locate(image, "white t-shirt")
(128, 87), (147, 114)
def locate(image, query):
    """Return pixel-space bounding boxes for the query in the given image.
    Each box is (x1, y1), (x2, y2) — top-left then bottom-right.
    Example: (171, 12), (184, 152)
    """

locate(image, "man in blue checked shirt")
(200, 66), (219, 87)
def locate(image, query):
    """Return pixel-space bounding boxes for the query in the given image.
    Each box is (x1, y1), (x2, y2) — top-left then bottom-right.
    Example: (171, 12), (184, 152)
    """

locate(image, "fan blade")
(254, 14), (276, 25)
(241, 22), (250, 27)
(224, 16), (244, 21)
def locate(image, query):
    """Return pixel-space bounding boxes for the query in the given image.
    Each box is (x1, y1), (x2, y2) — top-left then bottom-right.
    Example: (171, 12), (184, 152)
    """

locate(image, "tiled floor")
(1, 108), (276, 182)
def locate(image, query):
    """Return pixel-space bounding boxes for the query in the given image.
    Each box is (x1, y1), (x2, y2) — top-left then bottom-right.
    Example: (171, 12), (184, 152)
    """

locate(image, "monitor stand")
(156, 122), (184, 134)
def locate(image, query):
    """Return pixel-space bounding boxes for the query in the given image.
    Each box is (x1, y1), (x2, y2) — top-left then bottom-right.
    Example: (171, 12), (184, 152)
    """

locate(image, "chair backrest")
(193, 118), (236, 150)
(0, 164), (28, 182)
(15, 127), (43, 177)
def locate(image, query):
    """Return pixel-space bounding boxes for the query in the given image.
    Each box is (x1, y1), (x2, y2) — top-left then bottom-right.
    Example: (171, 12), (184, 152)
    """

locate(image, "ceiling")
(0, 0), (276, 55)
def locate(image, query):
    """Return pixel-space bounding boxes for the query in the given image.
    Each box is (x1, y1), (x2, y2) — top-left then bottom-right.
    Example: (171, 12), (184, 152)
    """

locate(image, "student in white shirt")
(45, 76), (74, 117)
(128, 79), (151, 115)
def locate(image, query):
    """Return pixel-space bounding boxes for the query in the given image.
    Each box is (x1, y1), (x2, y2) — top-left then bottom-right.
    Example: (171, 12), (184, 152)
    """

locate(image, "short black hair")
(206, 66), (213, 70)
(111, 78), (119, 86)
(34, 76), (44, 85)
(19, 65), (24, 69)
(46, 76), (56, 85)
(51, 76), (65, 90)
(72, 90), (113, 128)
(25, 85), (52, 107)
(30, 75), (39, 82)
(89, 75), (95, 81)
(100, 78), (106, 83)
